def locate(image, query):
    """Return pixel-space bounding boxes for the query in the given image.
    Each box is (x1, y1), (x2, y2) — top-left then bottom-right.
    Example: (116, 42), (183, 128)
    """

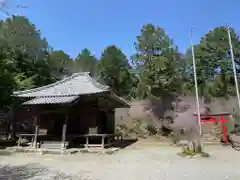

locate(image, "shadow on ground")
(0, 163), (47, 180)
(114, 138), (138, 149)
(0, 139), (16, 150)
(0, 163), (88, 180)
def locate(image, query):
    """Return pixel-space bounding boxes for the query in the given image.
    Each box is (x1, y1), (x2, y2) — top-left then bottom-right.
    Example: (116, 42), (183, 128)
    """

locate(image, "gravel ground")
(0, 145), (240, 180)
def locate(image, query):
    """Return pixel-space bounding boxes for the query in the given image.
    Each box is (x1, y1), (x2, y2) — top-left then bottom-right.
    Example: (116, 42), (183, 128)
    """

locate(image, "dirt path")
(0, 144), (240, 180)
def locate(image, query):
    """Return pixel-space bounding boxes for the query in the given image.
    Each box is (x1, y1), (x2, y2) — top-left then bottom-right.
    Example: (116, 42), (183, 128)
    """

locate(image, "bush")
(179, 146), (210, 158)
(146, 124), (158, 135)
(181, 147), (196, 156)
(116, 119), (160, 138)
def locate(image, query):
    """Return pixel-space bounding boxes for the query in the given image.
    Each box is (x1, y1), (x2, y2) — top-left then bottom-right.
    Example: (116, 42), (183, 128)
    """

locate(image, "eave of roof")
(108, 92), (131, 107)
(22, 96), (79, 105)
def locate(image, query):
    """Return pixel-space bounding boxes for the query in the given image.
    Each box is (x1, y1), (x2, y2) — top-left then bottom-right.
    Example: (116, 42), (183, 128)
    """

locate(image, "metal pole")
(227, 26), (240, 110)
(190, 26), (202, 135)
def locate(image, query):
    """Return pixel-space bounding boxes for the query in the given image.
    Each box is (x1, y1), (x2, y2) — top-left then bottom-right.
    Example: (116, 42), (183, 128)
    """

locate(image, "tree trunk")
(193, 138), (202, 153)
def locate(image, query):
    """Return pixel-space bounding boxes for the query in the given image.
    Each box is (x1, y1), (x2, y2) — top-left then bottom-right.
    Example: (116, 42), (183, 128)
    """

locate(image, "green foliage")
(146, 123), (158, 135)
(180, 147), (197, 156)
(48, 50), (73, 79)
(98, 45), (133, 98)
(133, 24), (182, 99)
(116, 119), (158, 138)
(13, 73), (36, 90)
(0, 15), (55, 111)
(194, 26), (240, 99)
(75, 48), (98, 75)
(0, 42), (16, 110)
(2, 16), (49, 62)
(179, 146), (210, 157)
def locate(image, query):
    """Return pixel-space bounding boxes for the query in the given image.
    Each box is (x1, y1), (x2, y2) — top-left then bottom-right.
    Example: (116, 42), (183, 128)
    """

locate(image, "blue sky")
(3, 0), (240, 59)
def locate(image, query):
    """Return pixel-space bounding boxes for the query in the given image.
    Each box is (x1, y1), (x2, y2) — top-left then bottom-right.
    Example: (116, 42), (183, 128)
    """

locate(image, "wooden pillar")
(106, 109), (115, 134)
(33, 116), (39, 148)
(101, 136), (105, 148)
(17, 135), (22, 146)
(61, 115), (68, 150)
(86, 136), (89, 148)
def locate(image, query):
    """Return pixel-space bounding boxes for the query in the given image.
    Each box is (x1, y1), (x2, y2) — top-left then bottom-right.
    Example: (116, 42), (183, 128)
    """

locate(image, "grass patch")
(180, 147), (197, 157)
(178, 147), (210, 158)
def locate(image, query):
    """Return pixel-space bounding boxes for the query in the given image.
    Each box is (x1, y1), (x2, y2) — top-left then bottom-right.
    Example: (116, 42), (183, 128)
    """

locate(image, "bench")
(17, 133), (35, 147)
(68, 132), (123, 148)
(83, 134), (116, 148)
(17, 128), (48, 147)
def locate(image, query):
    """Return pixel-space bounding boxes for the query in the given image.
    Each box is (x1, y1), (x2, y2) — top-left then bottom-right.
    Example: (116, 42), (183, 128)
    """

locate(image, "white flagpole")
(227, 26), (240, 110)
(190, 26), (202, 135)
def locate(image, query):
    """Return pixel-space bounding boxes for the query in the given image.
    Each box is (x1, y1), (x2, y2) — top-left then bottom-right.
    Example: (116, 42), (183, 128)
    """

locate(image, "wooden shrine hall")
(12, 72), (130, 150)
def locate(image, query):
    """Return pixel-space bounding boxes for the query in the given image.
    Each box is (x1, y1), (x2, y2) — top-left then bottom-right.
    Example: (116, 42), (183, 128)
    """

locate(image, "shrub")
(181, 146), (196, 156)
(179, 145), (210, 158)
(116, 119), (160, 138)
(146, 124), (158, 135)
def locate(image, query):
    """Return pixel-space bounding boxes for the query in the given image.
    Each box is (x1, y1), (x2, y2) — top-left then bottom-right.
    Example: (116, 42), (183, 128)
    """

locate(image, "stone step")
(42, 141), (62, 144)
(41, 141), (68, 149)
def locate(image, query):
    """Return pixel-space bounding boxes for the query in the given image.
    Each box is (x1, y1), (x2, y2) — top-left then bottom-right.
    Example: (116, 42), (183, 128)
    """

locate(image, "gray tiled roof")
(13, 72), (109, 97)
(13, 72), (130, 107)
(22, 96), (79, 105)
